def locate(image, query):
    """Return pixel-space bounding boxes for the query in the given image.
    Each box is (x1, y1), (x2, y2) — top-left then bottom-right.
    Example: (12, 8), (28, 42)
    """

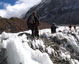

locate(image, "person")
(69, 24), (72, 31)
(27, 11), (40, 37)
(51, 23), (58, 33)
(74, 25), (76, 31)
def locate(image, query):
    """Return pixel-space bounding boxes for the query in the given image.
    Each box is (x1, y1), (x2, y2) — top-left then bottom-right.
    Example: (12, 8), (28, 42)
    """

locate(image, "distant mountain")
(0, 17), (50, 33)
(24, 0), (79, 25)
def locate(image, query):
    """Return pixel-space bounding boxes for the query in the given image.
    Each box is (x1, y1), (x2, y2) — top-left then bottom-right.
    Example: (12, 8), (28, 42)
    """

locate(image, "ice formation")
(0, 26), (79, 64)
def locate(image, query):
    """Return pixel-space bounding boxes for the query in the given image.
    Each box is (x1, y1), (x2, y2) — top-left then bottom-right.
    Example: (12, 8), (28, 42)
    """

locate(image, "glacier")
(0, 26), (79, 64)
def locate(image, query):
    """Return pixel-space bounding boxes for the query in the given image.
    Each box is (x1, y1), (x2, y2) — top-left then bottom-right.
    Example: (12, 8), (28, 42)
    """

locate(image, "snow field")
(1, 26), (79, 64)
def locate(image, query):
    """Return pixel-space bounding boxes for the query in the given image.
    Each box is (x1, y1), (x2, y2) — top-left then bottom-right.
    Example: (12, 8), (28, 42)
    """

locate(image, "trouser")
(31, 27), (39, 37)
(51, 29), (56, 33)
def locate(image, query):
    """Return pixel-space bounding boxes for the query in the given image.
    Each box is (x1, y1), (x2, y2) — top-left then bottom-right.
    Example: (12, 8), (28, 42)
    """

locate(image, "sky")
(0, 0), (16, 9)
(0, 0), (42, 18)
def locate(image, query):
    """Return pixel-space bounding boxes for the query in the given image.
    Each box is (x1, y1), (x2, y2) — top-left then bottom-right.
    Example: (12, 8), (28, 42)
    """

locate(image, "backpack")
(28, 15), (35, 24)
(27, 15), (40, 29)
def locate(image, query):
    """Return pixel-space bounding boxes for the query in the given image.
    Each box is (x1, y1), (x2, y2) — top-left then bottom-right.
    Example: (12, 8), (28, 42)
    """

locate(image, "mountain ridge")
(24, 0), (79, 25)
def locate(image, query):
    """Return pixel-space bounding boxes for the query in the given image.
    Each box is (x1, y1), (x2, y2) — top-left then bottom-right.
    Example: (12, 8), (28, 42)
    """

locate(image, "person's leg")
(51, 29), (56, 33)
(54, 29), (56, 33)
(51, 27), (54, 33)
(31, 28), (34, 37)
(35, 27), (39, 37)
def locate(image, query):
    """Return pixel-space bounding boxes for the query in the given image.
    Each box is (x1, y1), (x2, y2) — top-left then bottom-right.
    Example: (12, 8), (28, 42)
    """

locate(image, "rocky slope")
(24, 0), (79, 24)
(0, 17), (50, 33)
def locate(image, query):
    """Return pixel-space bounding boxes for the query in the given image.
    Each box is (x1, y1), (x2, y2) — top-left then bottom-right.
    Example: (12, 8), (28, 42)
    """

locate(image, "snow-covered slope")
(0, 26), (79, 64)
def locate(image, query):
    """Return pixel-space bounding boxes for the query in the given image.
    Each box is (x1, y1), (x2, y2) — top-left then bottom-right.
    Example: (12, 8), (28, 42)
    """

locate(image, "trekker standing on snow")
(69, 24), (72, 31)
(51, 23), (58, 33)
(27, 11), (40, 38)
(74, 25), (77, 31)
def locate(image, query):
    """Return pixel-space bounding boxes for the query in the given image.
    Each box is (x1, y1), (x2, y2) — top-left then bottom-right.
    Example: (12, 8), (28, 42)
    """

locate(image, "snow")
(46, 46), (54, 54)
(1, 26), (79, 64)
(6, 36), (53, 64)
(1, 31), (53, 64)
(70, 59), (79, 64)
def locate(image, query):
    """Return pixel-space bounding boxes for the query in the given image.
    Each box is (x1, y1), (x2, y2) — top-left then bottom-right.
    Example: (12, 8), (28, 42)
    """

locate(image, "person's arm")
(35, 16), (40, 26)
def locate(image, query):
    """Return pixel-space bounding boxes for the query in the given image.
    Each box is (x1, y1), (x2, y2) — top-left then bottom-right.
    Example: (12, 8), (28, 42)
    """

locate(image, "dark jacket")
(27, 15), (39, 29)
(51, 23), (58, 33)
